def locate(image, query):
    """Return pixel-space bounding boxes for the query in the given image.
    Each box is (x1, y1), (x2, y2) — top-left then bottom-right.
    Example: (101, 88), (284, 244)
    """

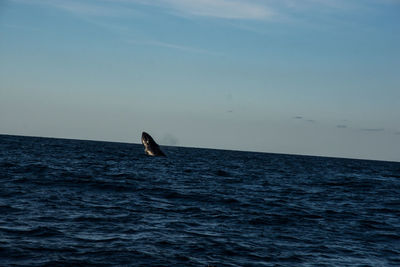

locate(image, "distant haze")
(0, 0), (399, 162)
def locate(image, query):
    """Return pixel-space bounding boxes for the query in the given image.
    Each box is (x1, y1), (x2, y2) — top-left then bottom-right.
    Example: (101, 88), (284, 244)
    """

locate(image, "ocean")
(0, 134), (399, 266)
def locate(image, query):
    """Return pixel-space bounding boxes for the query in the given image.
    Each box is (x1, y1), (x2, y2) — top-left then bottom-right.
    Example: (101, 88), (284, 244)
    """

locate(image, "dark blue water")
(0, 134), (399, 266)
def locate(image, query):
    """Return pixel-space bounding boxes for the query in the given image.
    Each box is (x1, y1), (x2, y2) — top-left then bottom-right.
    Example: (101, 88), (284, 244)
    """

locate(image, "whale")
(141, 132), (166, 157)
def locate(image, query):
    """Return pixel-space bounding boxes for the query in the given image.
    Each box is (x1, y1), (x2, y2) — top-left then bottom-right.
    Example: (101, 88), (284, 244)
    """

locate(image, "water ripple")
(0, 135), (399, 266)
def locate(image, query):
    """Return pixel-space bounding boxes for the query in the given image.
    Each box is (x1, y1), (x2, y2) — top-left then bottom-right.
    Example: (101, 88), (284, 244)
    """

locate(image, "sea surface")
(0, 134), (399, 266)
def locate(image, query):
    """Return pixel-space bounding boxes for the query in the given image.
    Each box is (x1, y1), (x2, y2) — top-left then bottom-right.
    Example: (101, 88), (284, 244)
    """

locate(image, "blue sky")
(1, 0), (399, 161)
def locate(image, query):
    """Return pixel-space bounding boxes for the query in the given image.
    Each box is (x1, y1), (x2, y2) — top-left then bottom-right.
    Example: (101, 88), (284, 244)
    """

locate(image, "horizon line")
(1, 133), (398, 164)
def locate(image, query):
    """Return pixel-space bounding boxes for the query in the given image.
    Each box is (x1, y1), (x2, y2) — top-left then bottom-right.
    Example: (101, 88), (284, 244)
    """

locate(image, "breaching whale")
(141, 132), (166, 157)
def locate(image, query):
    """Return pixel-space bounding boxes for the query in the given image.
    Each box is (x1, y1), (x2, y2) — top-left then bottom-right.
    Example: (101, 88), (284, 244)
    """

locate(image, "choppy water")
(0, 134), (399, 266)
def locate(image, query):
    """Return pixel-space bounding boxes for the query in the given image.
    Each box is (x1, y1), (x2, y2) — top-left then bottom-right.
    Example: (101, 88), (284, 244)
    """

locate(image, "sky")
(0, 0), (399, 162)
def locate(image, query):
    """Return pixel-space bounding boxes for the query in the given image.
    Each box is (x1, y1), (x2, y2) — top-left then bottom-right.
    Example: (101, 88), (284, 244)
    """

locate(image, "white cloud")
(12, 0), (274, 20)
(160, 0), (274, 20)
(12, 0), (400, 21)
(127, 39), (220, 55)
(11, 0), (136, 17)
(49, 1), (125, 17)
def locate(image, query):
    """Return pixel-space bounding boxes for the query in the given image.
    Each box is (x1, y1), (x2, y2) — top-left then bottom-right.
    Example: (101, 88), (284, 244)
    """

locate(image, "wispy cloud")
(293, 116), (316, 123)
(336, 124), (348, 129)
(127, 39), (220, 55)
(12, 0), (274, 20)
(276, 0), (356, 10)
(159, 0), (274, 20)
(360, 128), (385, 132)
(10, 0), (221, 55)
(3, 24), (41, 32)
(13, 0), (400, 21)
(48, 1), (124, 17)
(152, 0), (399, 20)
(378, 0), (400, 4)
(11, 0), (137, 17)
(12, 0), (400, 24)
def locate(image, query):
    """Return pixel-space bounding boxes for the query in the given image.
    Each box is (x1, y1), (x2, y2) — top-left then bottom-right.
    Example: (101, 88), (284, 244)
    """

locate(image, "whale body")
(141, 132), (166, 157)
